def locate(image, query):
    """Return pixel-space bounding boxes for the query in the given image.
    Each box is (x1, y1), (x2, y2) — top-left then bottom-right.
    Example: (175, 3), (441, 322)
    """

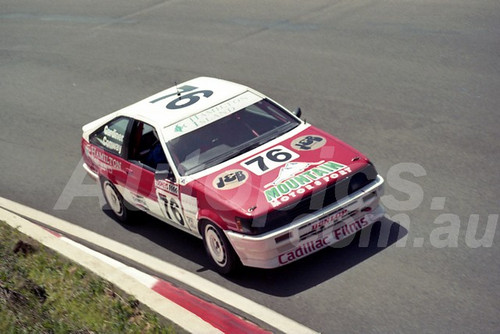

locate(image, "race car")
(81, 77), (385, 274)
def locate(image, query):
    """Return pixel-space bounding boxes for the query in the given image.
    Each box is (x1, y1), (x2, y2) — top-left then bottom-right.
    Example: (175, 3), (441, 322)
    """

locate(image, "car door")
(124, 120), (192, 230)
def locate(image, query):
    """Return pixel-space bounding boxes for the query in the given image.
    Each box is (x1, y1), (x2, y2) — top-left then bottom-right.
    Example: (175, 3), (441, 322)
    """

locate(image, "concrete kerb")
(0, 207), (223, 334)
(0, 197), (320, 334)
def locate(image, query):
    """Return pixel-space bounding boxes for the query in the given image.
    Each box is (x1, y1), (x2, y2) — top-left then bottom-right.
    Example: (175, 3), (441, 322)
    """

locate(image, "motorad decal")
(264, 161), (351, 207)
(155, 179), (179, 196)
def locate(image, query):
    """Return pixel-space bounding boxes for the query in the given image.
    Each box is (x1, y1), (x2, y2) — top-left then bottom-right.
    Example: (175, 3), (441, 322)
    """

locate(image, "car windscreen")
(165, 94), (300, 176)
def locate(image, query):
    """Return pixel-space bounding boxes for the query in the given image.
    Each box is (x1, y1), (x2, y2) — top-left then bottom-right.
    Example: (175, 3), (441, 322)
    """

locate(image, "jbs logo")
(213, 170), (248, 190)
(292, 135), (326, 151)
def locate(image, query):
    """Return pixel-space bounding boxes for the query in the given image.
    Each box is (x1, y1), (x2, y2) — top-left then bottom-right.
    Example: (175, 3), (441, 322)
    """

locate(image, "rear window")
(89, 117), (130, 156)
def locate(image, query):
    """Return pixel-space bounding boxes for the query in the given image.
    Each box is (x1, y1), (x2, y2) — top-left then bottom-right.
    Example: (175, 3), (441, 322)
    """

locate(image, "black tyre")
(201, 221), (239, 275)
(100, 178), (131, 223)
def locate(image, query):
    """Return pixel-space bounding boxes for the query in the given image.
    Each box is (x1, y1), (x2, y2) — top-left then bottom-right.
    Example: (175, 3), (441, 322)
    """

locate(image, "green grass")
(0, 221), (180, 333)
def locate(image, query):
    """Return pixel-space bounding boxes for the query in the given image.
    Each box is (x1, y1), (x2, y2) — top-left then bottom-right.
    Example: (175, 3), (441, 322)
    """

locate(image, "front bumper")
(226, 175), (385, 268)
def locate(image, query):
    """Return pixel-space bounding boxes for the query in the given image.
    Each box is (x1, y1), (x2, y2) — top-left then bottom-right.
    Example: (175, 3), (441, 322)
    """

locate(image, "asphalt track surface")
(1, 1), (499, 333)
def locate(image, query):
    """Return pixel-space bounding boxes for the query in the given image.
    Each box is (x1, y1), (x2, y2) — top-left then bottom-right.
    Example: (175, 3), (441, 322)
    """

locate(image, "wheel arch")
(197, 209), (228, 236)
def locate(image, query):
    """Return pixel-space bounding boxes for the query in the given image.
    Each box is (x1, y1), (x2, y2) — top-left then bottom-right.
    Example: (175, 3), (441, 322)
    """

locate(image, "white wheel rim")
(104, 182), (123, 216)
(205, 226), (226, 266)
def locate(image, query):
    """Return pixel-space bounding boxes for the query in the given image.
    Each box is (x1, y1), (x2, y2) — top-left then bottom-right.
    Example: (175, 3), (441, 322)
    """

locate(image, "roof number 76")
(149, 85), (213, 110)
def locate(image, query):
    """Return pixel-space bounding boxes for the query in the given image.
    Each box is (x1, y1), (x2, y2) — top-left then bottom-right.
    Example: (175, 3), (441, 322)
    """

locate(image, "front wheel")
(201, 221), (239, 275)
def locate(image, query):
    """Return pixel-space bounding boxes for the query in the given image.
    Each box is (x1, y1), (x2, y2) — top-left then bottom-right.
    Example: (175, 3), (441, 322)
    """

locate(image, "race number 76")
(149, 85), (213, 110)
(242, 145), (299, 175)
(158, 193), (185, 226)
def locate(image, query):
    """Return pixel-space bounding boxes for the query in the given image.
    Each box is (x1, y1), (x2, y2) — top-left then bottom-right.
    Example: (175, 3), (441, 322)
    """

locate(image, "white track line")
(0, 197), (319, 334)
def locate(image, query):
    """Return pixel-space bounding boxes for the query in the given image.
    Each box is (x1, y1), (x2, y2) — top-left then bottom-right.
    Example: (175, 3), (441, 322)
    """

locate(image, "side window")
(128, 121), (168, 171)
(89, 117), (130, 156)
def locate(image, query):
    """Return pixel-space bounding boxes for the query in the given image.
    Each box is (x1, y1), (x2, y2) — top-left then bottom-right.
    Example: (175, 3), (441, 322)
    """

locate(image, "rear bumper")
(83, 162), (99, 181)
(226, 175), (385, 268)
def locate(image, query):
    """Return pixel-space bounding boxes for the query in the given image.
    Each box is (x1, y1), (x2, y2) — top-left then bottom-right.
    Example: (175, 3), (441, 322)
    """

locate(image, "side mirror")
(293, 107), (302, 118)
(155, 163), (175, 181)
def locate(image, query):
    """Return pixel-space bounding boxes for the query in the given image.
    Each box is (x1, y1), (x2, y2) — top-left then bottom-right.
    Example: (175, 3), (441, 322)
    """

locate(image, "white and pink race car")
(81, 77), (385, 274)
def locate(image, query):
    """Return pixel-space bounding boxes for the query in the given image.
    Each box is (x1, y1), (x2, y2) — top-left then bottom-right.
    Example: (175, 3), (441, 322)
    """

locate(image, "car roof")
(118, 77), (254, 128)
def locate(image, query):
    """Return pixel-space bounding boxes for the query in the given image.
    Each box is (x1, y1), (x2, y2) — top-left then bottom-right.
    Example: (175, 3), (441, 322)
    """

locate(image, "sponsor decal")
(278, 236), (331, 264)
(264, 161), (351, 207)
(131, 194), (149, 211)
(94, 125), (125, 154)
(311, 208), (349, 231)
(292, 135), (326, 151)
(213, 169), (249, 190)
(277, 216), (371, 265)
(333, 217), (369, 241)
(96, 136), (122, 155)
(180, 194), (199, 232)
(85, 144), (122, 171)
(163, 91), (261, 139)
(155, 179), (179, 196)
(103, 125), (125, 142)
(265, 161), (324, 188)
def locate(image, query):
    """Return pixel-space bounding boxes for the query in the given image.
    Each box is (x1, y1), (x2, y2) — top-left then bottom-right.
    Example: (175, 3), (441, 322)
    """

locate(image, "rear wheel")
(201, 221), (239, 275)
(101, 178), (131, 223)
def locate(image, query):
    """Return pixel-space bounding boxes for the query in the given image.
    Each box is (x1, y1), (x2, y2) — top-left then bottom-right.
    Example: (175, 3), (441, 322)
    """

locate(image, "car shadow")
(102, 207), (210, 265)
(227, 216), (407, 296)
(104, 207), (407, 297)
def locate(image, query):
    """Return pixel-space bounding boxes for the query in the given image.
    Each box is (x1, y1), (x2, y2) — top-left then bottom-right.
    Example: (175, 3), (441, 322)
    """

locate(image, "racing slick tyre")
(100, 178), (133, 224)
(201, 221), (239, 275)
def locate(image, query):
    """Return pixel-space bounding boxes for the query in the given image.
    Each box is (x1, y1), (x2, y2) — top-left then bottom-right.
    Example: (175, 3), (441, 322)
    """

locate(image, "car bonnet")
(188, 125), (373, 218)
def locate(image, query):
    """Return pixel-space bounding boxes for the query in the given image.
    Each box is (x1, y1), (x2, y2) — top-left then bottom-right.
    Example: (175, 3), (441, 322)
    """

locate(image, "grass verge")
(0, 220), (180, 333)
